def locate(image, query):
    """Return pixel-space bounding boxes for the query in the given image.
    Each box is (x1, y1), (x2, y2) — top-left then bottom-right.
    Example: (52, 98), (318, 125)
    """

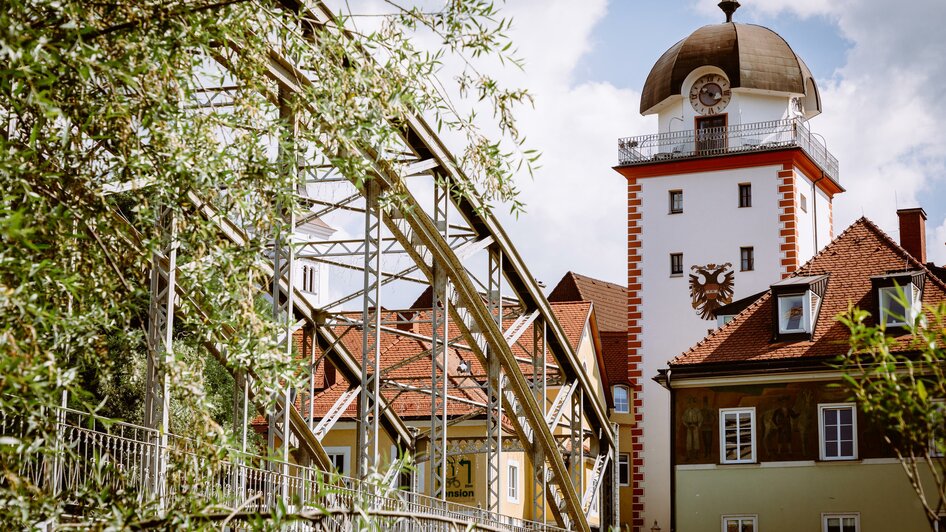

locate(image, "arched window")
(613, 385), (630, 414)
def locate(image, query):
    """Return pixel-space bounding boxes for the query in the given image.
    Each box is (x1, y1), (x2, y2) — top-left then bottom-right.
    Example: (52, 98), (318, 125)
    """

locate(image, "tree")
(839, 298), (946, 530)
(0, 0), (533, 527)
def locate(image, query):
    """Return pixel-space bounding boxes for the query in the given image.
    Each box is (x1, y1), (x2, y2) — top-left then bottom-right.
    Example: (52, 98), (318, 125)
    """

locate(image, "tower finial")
(718, 0), (741, 22)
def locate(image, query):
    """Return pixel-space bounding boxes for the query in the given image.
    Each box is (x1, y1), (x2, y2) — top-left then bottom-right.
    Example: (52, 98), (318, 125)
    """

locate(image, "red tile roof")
(548, 272), (628, 392)
(600, 331), (629, 386)
(252, 301), (592, 425)
(671, 218), (946, 367)
(549, 272), (627, 332)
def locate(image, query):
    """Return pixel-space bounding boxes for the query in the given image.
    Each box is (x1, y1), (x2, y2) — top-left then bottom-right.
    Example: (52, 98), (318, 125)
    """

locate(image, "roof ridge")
(550, 300), (593, 307)
(570, 271), (627, 290)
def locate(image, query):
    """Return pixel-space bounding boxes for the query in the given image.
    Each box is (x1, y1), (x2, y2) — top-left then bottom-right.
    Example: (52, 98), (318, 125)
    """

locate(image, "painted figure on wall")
(700, 396), (715, 459)
(683, 397), (704, 460)
(674, 384), (888, 464)
(689, 263), (735, 320)
(763, 396), (798, 455)
(794, 389), (813, 455)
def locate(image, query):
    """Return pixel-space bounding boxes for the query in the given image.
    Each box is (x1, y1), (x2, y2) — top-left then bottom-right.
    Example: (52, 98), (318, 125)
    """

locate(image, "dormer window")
(777, 294), (809, 333)
(872, 270), (925, 328)
(879, 286), (912, 326)
(770, 274), (829, 340)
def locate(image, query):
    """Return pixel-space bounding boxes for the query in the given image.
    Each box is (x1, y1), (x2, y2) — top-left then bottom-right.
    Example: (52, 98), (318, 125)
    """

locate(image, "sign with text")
(445, 455), (475, 501)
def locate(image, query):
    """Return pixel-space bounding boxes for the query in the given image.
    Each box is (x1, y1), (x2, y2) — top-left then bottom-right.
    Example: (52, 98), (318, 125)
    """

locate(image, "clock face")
(689, 74), (732, 115)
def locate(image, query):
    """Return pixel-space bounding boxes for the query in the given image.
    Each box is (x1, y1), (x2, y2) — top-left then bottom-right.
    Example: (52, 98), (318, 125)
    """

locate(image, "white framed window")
(618, 453), (630, 486)
(879, 284), (916, 327)
(324, 446), (351, 476)
(722, 514), (758, 532)
(719, 408), (756, 464)
(507, 460), (520, 503)
(822, 513), (859, 532)
(777, 293), (810, 333)
(613, 385), (630, 414)
(819, 403), (857, 460)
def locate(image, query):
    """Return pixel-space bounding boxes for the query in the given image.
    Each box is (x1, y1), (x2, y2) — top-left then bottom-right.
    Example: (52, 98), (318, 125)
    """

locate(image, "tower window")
(670, 253), (683, 275)
(740, 247), (754, 271)
(800, 193), (808, 213)
(739, 183), (751, 208)
(300, 261), (318, 294)
(669, 190), (683, 214)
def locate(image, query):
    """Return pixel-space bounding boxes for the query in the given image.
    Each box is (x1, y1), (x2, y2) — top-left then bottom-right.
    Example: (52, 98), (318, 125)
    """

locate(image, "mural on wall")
(682, 395), (717, 460)
(674, 382), (888, 465)
(689, 262), (735, 320)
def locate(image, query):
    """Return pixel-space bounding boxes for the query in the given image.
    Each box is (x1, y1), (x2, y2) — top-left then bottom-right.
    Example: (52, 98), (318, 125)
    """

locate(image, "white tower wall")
(638, 163), (786, 528)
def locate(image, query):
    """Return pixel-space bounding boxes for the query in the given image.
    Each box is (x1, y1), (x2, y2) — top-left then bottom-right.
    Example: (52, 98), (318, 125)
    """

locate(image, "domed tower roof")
(640, 10), (821, 117)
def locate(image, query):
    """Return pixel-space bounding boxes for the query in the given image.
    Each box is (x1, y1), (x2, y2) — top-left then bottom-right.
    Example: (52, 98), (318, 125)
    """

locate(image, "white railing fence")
(1, 407), (563, 531)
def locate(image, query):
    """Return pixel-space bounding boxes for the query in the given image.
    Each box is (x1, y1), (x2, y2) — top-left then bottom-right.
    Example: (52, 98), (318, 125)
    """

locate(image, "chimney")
(396, 310), (417, 333)
(897, 207), (927, 264)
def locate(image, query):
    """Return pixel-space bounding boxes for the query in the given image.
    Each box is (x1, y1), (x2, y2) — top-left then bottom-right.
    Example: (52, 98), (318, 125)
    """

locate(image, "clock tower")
(613, 2), (843, 530)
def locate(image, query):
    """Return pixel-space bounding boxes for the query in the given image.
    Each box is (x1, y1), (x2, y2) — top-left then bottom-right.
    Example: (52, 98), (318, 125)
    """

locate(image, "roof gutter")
(658, 355), (839, 381)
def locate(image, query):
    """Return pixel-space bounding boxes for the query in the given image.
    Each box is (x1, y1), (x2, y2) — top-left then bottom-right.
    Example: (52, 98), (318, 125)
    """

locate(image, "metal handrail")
(617, 118), (840, 183)
(3, 407), (565, 531)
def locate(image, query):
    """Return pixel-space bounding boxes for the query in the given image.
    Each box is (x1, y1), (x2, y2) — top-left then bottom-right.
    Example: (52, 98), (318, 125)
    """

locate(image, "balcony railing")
(617, 118), (839, 183)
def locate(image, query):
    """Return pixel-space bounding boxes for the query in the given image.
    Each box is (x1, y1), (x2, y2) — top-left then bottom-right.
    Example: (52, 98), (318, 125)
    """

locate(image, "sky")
(483, 0), (946, 289)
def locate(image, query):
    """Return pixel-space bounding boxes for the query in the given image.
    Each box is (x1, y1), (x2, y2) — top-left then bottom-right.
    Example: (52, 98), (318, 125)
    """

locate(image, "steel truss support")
(144, 204), (177, 504)
(569, 387), (583, 491)
(267, 88), (298, 501)
(429, 181), (450, 499)
(221, 13), (610, 527)
(532, 319), (547, 524)
(485, 248), (503, 512)
(102, 200), (334, 474)
(357, 178), (383, 480)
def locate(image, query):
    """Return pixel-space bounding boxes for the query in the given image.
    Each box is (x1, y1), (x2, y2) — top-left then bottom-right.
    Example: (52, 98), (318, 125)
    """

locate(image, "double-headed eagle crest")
(689, 263), (735, 320)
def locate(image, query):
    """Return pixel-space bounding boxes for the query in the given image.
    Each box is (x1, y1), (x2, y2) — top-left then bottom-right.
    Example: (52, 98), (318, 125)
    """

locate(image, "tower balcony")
(617, 119), (839, 183)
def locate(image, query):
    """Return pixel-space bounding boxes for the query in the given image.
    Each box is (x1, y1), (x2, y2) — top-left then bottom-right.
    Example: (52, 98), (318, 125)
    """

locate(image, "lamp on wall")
(650, 521), (661, 532)
(668, 115), (684, 133)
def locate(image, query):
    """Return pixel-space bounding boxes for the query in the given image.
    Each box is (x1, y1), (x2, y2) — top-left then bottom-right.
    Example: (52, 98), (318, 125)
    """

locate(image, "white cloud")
(728, 0), (946, 263)
(487, 0), (652, 287)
